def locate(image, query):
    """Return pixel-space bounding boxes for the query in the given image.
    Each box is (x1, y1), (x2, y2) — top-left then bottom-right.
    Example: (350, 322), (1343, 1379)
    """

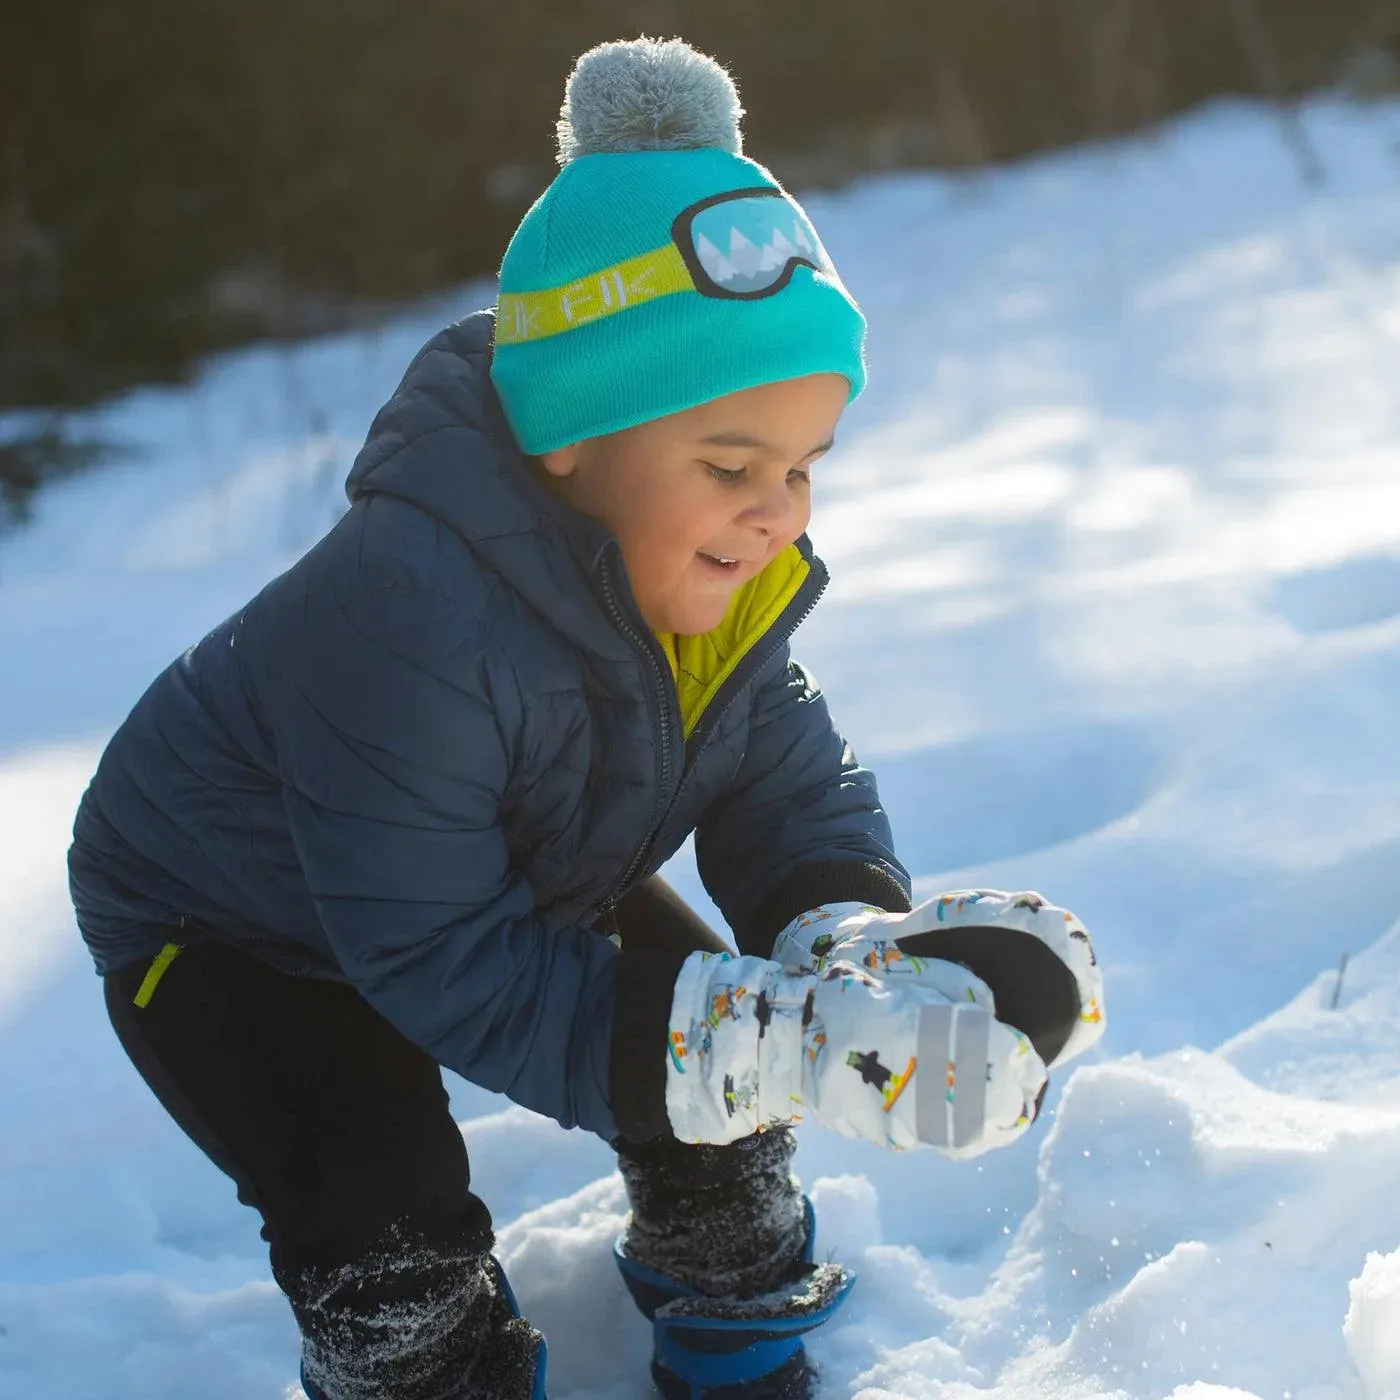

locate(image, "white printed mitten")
(664, 951), (1048, 1158)
(772, 889), (1105, 1069)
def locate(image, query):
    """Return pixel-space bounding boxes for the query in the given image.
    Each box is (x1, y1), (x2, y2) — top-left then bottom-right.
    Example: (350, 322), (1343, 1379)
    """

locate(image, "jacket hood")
(345, 310), (635, 656)
(346, 309), (602, 554)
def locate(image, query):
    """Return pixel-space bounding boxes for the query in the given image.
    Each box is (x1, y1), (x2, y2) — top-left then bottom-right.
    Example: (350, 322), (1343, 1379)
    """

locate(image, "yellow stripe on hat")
(496, 242), (696, 344)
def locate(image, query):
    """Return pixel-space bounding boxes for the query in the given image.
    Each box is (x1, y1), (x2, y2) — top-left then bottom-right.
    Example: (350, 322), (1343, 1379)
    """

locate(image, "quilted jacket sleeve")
(249, 527), (630, 1140)
(694, 643), (913, 959)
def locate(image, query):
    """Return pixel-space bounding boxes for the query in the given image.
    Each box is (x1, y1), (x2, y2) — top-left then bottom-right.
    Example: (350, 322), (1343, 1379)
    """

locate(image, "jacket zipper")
(596, 545), (829, 919)
(683, 556), (827, 765)
(597, 546), (683, 912)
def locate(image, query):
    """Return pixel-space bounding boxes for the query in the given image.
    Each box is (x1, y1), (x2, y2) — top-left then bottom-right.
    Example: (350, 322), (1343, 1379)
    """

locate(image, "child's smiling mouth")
(696, 551), (744, 573)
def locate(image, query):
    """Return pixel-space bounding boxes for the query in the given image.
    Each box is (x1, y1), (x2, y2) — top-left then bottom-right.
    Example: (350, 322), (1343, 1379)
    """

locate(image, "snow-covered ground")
(4, 96), (1400, 1398)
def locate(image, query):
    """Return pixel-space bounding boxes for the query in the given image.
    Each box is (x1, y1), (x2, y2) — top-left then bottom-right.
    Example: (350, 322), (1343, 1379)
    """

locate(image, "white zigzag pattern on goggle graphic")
(677, 191), (839, 298)
(693, 221), (823, 290)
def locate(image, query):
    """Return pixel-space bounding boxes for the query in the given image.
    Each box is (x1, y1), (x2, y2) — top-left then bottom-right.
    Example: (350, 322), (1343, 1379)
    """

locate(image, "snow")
(4, 95), (1400, 1397)
(1347, 1249), (1400, 1397)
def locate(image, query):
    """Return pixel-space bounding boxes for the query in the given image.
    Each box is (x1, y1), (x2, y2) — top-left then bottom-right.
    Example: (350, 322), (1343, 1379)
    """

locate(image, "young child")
(68, 37), (1106, 1400)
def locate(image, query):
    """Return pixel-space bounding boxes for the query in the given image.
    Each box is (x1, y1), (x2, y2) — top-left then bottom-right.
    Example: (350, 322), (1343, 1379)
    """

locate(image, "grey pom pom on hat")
(556, 36), (745, 164)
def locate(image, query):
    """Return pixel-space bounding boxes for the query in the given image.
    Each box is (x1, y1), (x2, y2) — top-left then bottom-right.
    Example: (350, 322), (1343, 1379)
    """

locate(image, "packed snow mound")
(1222, 915), (1400, 1103)
(983, 1040), (1400, 1397)
(1346, 1249), (1400, 1399)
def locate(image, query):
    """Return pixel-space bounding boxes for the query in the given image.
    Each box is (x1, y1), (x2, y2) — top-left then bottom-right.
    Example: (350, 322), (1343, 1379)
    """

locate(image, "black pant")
(104, 877), (806, 1399)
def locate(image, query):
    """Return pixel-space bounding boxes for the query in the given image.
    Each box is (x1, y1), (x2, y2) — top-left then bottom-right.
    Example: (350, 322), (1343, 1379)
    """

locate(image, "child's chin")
(667, 600), (732, 637)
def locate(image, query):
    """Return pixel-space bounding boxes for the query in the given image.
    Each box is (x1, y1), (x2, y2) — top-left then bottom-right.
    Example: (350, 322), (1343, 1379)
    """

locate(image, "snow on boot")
(297, 1251), (546, 1400)
(477, 1257), (549, 1400)
(614, 1196), (855, 1400)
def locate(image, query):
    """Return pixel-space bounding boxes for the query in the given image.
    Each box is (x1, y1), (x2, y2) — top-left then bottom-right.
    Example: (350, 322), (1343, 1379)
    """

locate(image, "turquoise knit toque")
(489, 39), (867, 456)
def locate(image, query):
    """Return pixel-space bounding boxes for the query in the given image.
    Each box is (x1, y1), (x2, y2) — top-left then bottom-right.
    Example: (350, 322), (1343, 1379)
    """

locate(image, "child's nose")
(741, 479), (801, 538)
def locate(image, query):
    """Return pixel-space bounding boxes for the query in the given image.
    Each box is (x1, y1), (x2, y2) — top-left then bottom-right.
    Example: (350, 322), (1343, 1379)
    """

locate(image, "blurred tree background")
(2, 0), (1397, 432)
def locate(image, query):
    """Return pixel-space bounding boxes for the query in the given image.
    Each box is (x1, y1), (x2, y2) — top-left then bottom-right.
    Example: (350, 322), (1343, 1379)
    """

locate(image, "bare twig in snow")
(1224, 0), (1327, 187)
(1330, 952), (1351, 1010)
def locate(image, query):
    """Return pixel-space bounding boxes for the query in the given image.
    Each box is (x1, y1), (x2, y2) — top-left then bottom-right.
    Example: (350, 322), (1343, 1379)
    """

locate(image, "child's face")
(538, 373), (847, 635)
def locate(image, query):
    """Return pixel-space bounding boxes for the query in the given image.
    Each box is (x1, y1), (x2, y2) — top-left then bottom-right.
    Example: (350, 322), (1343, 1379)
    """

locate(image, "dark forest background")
(3, 0), (1400, 513)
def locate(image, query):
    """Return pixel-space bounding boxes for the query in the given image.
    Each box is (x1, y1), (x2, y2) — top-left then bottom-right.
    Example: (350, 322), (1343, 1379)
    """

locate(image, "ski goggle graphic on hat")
(495, 186), (846, 345)
(671, 187), (840, 300)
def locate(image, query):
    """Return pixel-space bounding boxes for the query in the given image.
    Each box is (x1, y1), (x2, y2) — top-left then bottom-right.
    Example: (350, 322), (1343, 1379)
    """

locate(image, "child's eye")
(704, 463), (812, 486)
(705, 463), (746, 484)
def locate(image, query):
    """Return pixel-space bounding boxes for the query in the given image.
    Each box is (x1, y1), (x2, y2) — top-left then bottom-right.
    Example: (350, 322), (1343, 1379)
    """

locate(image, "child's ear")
(537, 443), (581, 478)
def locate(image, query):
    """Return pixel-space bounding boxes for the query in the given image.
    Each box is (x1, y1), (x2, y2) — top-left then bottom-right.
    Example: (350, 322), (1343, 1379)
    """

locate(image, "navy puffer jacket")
(69, 311), (910, 1142)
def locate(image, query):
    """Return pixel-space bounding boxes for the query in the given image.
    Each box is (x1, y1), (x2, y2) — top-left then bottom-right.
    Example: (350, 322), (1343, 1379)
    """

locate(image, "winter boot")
(297, 1251), (546, 1400)
(614, 1195), (855, 1400)
(479, 1257), (549, 1400)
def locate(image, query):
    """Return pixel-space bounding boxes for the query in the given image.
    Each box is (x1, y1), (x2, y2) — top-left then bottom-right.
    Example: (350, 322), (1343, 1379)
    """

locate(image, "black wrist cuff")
(609, 945), (691, 1144)
(737, 860), (913, 959)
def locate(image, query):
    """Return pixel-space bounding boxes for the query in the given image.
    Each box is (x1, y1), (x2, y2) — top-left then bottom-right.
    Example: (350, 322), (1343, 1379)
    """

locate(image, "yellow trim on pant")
(133, 942), (184, 1008)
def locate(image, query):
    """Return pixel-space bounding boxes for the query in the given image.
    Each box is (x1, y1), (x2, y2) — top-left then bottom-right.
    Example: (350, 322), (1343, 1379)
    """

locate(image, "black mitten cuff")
(736, 859), (913, 960)
(609, 945), (691, 1143)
